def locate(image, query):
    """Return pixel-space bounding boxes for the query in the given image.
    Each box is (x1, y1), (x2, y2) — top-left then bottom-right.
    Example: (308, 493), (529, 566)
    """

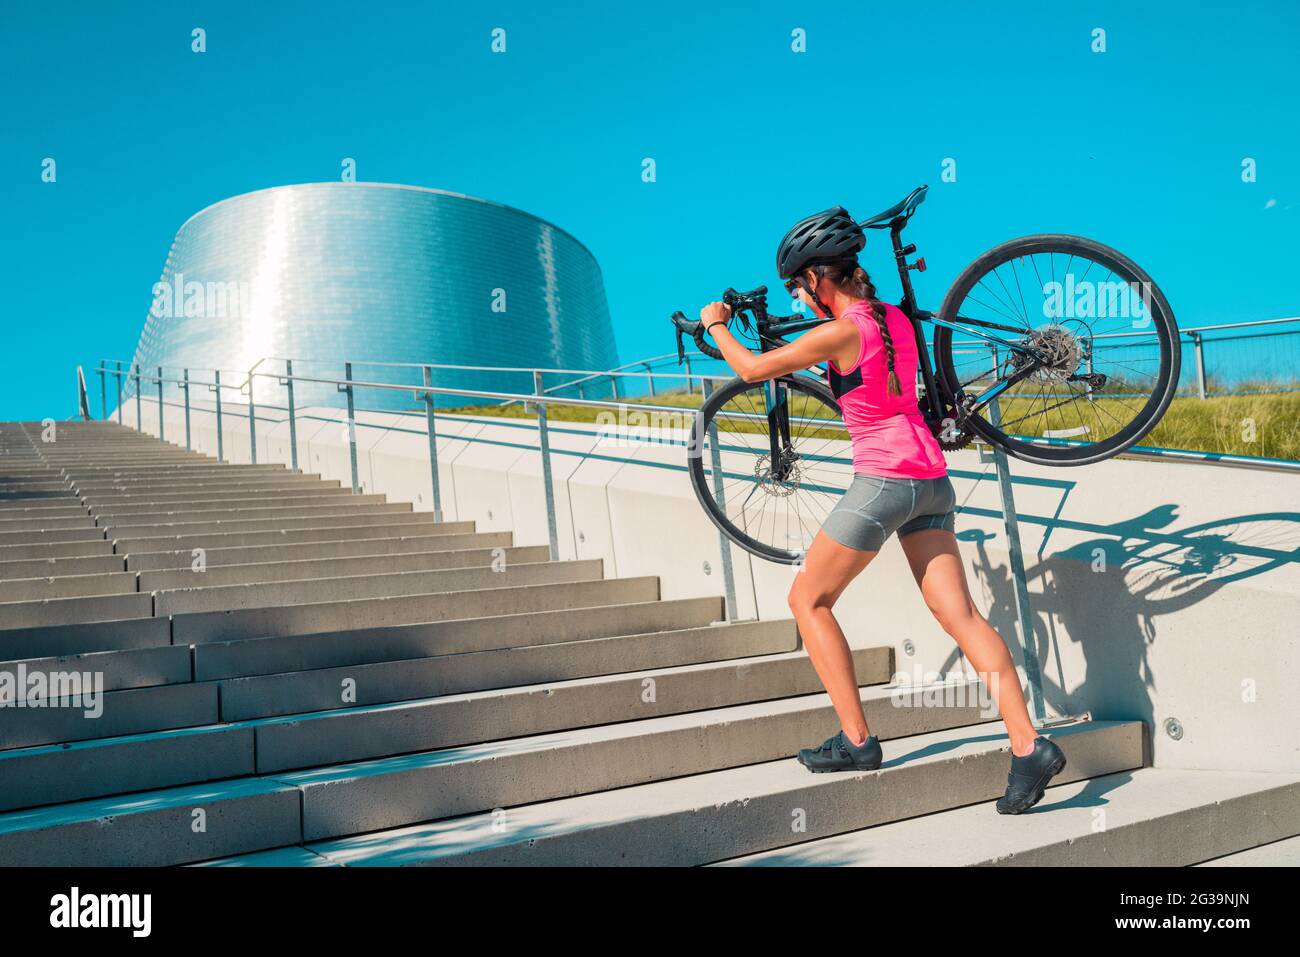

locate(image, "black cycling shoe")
(797, 730), (882, 772)
(996, 735), (1067, 814)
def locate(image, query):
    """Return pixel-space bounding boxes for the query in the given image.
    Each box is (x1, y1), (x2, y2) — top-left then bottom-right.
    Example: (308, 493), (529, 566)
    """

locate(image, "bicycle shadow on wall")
(942, 473), (1300, 735)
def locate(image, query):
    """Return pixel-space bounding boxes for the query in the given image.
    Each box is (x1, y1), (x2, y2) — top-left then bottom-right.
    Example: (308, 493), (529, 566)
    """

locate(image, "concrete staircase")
(1, 420), (1296, 866)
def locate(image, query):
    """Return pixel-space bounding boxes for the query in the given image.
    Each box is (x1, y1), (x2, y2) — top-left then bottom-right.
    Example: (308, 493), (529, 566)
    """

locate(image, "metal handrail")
(105, 314), (1300, 397)
(97, 356), (1300, 473)
(248, 370), (700, 415)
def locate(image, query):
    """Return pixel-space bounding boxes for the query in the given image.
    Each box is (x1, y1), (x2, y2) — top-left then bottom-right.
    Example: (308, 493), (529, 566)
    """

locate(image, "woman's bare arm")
(700, 303), (858, 384)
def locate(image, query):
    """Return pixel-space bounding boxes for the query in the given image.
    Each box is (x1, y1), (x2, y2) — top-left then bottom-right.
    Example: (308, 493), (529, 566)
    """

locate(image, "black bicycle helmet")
(775, 205), (865, 278)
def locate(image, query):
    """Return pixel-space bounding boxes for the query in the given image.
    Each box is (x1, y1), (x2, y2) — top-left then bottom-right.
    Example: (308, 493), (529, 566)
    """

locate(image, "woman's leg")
(897, 528), (1039, 755)
(787, 530), (879, 745)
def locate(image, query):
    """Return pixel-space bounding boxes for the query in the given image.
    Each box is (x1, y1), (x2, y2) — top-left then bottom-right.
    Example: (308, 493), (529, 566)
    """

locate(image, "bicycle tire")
(687, 374), (846, 564)
(932, 234), (1180, 466)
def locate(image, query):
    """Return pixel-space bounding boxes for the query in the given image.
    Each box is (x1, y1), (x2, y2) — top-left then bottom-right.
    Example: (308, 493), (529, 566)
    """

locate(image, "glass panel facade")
(130, 182), (618, 410)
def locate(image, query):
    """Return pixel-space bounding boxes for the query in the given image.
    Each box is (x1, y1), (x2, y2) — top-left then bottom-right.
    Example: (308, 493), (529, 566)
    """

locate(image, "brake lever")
(670, 310), (695, 365)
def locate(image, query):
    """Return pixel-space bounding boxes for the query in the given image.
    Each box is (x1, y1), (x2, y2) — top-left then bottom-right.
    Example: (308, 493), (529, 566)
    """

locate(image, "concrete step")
(91, 494), (392, 521)
(1, 644), (191, 693)
(111, 518), (476, 553)
(76, 481), (330, 496)
(717, 763), (1300, 867)
(0, 555), (127, 581)
(124, 530), (515, 571)
(0, 592), (153, 630)
(0, 497), (81, 512)
(102, 508), (434, 538)
(216, 618), (796, 721)
(0, 504), (91, 520)
(0, 514), (96, 533)
(0, 539), (117, 562)
(0, 616), (171, 660)
(0, 683), (218, 750)
(298, 721), (1141, 866)
(154, 559), (606, 615)
(66, 464), (293, 477)
(1194, 834), (1300, 866)
(0, 526), (105, 547)
(0, 571), (137, 603)
(0, 771), (300, 865)
(172, 575), (662, 644)
(193, 847), (340, 867)
(59, 459), (221, 470)
(192, 595), (728, 680)
(74, 473), (332, 492)
(249, 637), (848, 768)
(68, 462), (301, 475)
(81, 481), (345, 504)
(138, 545), (551, 590)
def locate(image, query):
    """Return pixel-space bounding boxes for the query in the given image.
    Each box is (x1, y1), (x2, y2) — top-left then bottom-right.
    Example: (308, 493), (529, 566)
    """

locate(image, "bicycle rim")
(687, 375), (850, 564)
(933, 234), (1180, 466)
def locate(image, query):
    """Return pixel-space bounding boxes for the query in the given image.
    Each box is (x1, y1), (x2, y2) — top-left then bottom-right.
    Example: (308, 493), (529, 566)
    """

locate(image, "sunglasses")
(783, 277), (803, 297)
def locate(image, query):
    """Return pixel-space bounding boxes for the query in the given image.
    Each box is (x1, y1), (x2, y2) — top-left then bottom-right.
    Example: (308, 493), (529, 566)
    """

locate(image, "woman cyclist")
(698, 205), (1066, 814)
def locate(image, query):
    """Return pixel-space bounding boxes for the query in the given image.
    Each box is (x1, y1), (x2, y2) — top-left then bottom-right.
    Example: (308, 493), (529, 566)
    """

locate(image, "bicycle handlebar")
(670, 285), (774, 364)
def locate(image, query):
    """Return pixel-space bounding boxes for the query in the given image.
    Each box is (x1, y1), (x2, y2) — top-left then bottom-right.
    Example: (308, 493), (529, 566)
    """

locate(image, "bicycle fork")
(765, 379), (796, 483)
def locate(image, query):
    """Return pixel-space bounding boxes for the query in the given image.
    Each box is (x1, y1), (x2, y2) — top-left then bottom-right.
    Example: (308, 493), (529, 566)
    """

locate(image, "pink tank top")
(826, 300), (948, 479)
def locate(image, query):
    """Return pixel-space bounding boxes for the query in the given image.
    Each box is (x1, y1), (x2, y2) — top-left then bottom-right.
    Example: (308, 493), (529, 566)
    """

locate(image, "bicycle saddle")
(859, 185), (928, 229)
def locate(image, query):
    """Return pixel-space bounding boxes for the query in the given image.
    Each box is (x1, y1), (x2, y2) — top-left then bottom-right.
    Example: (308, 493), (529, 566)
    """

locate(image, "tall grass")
(444, 386), (1300, 461)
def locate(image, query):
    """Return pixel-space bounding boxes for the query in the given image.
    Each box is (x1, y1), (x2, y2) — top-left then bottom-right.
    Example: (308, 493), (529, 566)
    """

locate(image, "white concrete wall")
(116, 395), (1300, 774)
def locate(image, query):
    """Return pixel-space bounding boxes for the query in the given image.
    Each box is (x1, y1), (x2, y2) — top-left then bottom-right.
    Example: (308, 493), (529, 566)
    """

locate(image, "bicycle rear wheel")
(687, 374), (849, 564)
(932, 234), (1180, 466)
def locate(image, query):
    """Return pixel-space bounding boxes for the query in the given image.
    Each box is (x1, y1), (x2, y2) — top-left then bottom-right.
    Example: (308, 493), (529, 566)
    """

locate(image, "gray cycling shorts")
(821, 472), (957, 552)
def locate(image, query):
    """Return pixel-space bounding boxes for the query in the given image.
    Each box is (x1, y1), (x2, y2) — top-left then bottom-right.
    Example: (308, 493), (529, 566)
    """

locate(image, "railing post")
(246, 369), (258, 464)
(99, 366), (106, 420)
(343, 362), (359, 493)
(683, 354), (693, 394)
(701, 378), (739, 621)
(133, 363), (142, 432)
(644, 362), (656, 398)
(214, 370), (224, 462)
(534, 370), (560, 561)
(156, 366), (165, 442)
(1192, 331), (1207, 399)
(285, 360), (299, 471)
(609, 374), (619, 401)
(983, 342), (1046, 726)
(422, 365), (444, 521)
(182, 369), (192, 450)
(115, 361), (123, 424)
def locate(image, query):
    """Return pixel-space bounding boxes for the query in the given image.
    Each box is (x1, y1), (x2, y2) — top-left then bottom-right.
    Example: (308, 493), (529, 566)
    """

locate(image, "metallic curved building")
(129, 182), (618, 409)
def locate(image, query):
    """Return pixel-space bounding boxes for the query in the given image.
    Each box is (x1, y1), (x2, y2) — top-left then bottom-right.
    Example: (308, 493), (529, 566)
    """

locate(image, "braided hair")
(807, 257), (903, 396)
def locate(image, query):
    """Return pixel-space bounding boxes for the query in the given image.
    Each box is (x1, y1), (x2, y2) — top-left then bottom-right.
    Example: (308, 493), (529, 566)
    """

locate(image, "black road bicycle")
(670, 185), (1180, 564)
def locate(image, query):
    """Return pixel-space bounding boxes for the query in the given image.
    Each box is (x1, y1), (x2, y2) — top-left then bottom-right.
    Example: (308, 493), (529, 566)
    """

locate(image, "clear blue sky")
(2, 0), (1297, 419)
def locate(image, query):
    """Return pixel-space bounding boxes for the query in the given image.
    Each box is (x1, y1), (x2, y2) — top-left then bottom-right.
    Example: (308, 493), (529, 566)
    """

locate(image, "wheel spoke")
(933, 241), (1174, 459)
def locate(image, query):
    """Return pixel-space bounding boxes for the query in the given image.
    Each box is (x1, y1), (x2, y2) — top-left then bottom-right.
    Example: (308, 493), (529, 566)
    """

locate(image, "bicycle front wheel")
(933, 234), (1180, 466)
(687, 374), (850, 564)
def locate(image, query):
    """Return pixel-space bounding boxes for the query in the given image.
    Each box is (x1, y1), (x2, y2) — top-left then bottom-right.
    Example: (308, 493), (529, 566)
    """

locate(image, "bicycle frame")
(754, 215), (1054, 428)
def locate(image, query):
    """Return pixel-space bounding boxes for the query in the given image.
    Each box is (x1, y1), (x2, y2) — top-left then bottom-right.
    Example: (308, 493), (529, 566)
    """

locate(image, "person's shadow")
(937, 491), (1300, 733)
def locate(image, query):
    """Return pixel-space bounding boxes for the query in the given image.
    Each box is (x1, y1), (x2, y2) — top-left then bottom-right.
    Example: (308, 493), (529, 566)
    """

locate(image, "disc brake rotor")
(754, 451), (801, 497)
(1010, 323), (1085, 380)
